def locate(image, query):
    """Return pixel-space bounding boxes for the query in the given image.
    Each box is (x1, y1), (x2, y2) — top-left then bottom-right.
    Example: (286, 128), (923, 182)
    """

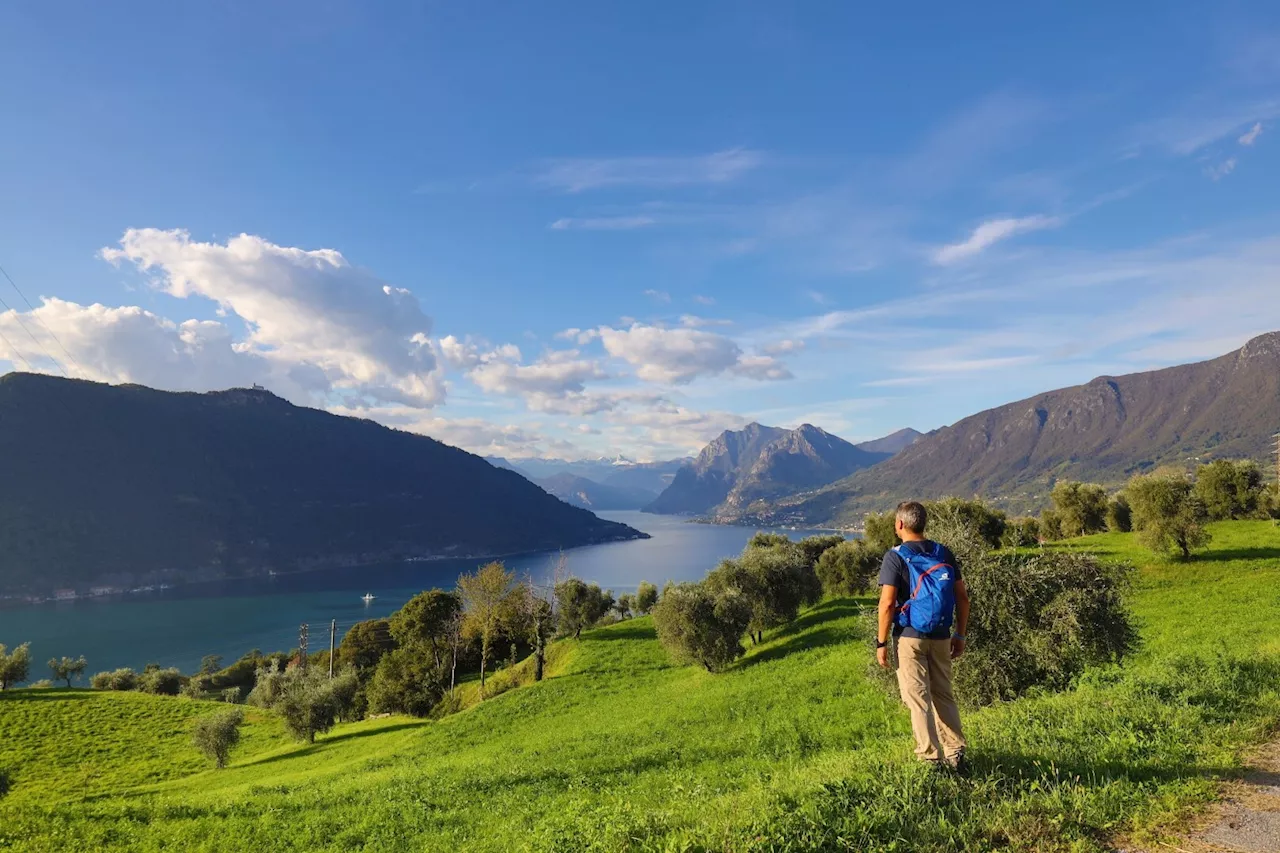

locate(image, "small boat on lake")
(362, 593), (375, 604)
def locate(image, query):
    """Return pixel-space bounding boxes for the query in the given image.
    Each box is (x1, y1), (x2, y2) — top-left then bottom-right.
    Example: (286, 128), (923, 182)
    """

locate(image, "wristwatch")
(952, 634), (966, 641)
(875, 640), (888, 649)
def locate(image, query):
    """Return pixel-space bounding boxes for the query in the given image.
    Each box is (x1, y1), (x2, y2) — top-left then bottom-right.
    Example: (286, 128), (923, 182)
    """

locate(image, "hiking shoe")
(948, 749), (970, 777)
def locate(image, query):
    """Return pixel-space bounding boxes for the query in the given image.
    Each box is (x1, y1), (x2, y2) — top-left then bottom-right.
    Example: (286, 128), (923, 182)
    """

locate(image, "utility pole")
(1273, 433), (1280, 482)
(329, 619), (337, 678)
(299, 623), (309, 672)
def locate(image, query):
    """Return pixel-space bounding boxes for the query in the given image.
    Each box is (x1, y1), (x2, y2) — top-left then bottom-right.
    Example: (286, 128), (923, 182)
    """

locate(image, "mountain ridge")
(756, 332), (1280, 525)
(0, 374), (644, 596)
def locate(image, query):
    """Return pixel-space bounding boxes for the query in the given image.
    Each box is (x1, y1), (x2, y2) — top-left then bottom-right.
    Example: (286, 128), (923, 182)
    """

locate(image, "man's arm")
(951, 578), (970, 659)
(876, 584), (897, 669)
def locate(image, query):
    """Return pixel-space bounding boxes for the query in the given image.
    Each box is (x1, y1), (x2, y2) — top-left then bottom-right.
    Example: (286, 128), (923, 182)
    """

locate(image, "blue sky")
(2, 2), (1279, 460)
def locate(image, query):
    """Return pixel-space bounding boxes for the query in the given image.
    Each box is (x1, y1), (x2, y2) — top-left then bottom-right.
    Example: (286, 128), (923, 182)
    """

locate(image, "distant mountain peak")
(1239, 331), (1280, 362)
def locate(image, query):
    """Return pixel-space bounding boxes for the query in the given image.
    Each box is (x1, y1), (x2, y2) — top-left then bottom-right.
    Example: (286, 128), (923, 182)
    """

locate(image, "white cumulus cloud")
(595, 322), (791, 384)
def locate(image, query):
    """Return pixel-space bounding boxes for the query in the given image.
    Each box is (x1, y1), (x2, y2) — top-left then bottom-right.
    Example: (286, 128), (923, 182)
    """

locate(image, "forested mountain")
(644, 423), (893, 517)
(0, 374), (643, 596)
(533, 473), (658, 511)
(762, 332), (1280, 526)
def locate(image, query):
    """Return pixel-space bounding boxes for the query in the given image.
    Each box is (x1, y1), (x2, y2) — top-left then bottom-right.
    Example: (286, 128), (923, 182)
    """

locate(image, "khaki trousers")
(895, 637), (966, 763)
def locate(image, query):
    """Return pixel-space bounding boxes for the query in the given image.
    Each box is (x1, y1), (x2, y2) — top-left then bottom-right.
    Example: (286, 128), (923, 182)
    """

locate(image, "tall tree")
(390, 590), (462, 668)
(458, 561), (516, 691)
(1194, 459), (1264, 520)
(634, 581), (658, 615)
(1050, 482), (1110, 537)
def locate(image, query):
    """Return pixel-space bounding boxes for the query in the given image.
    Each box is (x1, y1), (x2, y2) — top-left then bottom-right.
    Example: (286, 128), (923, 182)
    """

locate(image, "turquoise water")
(0, 512), (838, 677)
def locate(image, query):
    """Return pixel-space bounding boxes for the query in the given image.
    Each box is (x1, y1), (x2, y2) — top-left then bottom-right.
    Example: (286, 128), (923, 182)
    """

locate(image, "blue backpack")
(894, 542), (957, 634)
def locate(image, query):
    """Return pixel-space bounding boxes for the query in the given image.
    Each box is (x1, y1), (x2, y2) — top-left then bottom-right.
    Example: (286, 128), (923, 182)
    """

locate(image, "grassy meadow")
(1, 521), (1278, 851)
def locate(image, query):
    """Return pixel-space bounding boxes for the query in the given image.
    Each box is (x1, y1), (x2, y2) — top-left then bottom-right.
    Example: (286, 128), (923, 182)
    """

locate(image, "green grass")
(1, 521), (1279, 851)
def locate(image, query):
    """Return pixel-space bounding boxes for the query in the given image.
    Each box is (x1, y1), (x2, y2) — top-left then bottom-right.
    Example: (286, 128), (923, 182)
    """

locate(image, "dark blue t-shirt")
(878, 540), (961, 641)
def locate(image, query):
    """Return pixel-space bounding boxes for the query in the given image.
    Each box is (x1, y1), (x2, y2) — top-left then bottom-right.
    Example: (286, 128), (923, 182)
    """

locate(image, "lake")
(0, 512), (841, 677)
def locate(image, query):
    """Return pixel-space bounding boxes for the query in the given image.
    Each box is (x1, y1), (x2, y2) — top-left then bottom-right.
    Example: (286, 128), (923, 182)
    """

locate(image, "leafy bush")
(1049, 481), (1109, 537)
(1039, 509), (1064, 541)
(1128, 472), (1211, 559)
(815, 539), (880, 596)
(90, 668), (138, 691)
(1106, 495), (1132, 532)
(0, 643), (31, 690)
(862, 511), (898, 553)
(651, 582), (752, 672)
(1000, 517), (1041, 548)
(554, 578), (612, 638)
(221, 687), (242, 703)
(1194, 459), (1264, 520)
(634, 581), (658, 614)
(614, 593), (634, 619)
(706, 542), (819, 643)
(956, 551), (1138, 705)
(137, 667), (183, 696)
(191, 707), (244, 769)
(28, 679), (53, 689)
(367, 649), (444, 717)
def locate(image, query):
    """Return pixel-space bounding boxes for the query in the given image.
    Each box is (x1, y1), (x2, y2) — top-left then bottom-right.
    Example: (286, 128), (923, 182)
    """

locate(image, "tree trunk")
(449, 642), (458, 695)
(1179, 535), (1190, 559)
(534, 613), (546, 682)
(479, 635), (489, 690)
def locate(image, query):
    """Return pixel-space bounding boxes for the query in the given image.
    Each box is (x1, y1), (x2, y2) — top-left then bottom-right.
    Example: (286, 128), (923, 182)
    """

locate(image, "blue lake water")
(0, 512), (840, 678)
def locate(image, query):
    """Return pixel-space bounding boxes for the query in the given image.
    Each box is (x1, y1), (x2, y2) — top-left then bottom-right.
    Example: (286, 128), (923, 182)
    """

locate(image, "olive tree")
(1194, 459), (1264, 520)
(1001, 517), (1041, 548)
(614, 593), (634, 620)
(634, 581), (659, 615)
(554, 578), (611, 639)
(1128, 472), (1211, 559)
(192, 708), (244, 769)
(1106, 495), (1132, 533)
(0, 643), (31, 690)
(1049, 482), (1110, 537)
(47, 656), (87, 688)
(651, 582), (752, 673)
(814, 539), (880, 596)
(458, 561), (518, 690)
(390, 590), (462, 668)
(862, 511), (899, 553)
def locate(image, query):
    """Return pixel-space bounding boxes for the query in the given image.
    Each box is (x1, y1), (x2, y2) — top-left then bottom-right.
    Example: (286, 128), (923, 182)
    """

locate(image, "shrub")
(862, 511), (898, 553)
(366, 648), (445, 717)
(221, 687), (242, 703)
(815, 539), (880, 596)
(956, 550), (1138, 705)
(634, 581), (658, 614)
(28, 679), (53, 689)
(246, 661), (288, 708)
(191, 708), (244, 769)
(747, 532), (791, 550)
(0, 643), (31, 690)
(181, 678), (206, 700)
(1106, 495), (1132, 532)
(1194, 459), (1264, 520)
(796, 534), (845, 567)
(389, 590), (462, 668)
(1128, 472), (1211, 559)
(1049, 481), (1109, 537)
(707, 542), (819, 643)
(274, 667), (342, 743)
(1001, 517), (1041, 548)
(651, 582), (752, 672)
(137, 667), (183, 696)
(614, 593), (634, 619)
(91, 668), (138, 691)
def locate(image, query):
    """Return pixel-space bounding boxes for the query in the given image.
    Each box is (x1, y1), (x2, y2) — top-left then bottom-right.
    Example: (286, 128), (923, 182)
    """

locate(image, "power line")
(0, 289), (68, 377)
(0, 263), (87, 377)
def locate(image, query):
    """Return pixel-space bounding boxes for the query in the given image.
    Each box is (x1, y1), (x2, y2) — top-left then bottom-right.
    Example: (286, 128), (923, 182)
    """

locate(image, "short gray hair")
(896, 501), (927, 534)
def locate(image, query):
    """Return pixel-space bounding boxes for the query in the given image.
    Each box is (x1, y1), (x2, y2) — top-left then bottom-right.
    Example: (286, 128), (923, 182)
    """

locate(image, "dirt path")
(1127, 742), (1280, 853)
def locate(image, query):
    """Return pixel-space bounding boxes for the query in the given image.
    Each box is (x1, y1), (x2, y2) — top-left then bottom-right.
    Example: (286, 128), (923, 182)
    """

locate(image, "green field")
(2, 522), (1279, 852)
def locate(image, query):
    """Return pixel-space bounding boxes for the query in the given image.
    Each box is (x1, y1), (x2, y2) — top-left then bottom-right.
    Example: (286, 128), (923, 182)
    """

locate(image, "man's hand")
(876, 645), (890, 668)
(950, 637), (966, 660)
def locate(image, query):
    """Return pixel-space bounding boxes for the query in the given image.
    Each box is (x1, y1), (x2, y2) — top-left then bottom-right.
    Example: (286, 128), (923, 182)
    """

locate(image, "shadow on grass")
(971, 749), (1235, 790)
(584, 622), (656, 642)
(1188, 547), (1280, 563)
(234, 721), (428, 770)
(0, 688), (96, 702)
(732, 600), (871, 672)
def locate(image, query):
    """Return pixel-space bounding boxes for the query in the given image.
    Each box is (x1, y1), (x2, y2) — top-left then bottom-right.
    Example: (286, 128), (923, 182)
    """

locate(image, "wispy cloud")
(932, 215), (1061, 265)
(1206, 158), (1237, 181)
(1135, 99), (1280, 155)
(1239, 122), (1264, 146)
(535, 148), (764, 193)
(549, 216), (656, 231)
(643, 289), (671, 303)
(862, 376), (933, 388)
(693, 295), (716, 306)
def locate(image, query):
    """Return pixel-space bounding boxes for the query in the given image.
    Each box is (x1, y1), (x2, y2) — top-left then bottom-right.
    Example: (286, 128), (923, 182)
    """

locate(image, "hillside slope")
(768, 332), (1280, 524)
(0, 374), (642, 595)
(645, 423), (889, 516)
(3, 524), (1279, 851)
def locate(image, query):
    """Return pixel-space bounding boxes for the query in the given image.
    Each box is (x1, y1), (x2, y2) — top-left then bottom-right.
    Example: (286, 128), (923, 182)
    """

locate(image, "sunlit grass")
(1, 521), (1277, 851)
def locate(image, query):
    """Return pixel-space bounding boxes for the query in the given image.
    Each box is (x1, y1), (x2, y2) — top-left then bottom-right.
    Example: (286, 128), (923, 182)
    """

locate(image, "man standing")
(875, 501), (970, 771)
